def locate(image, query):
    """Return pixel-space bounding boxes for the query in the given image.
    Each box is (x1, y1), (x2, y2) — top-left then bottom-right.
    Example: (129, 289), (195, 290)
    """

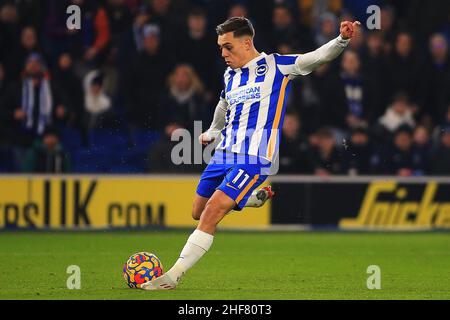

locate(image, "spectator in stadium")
(308, 127), (343, 176)
(227, 2), (248, 19)
(314, 12), (338, 47)
(4, 26), (41, 81)
(404, 0), (450, 46)
(0, 62), (9, 146)
(430, 125), (450, 175)
(432, 104), (450, 145)
(418, 33), (450, 124)
(283, 42), (323, 134)
(104, 0), (133, 48)
(279, 112), (311, 173)
(379, 5), (396, 54)
(269, 4), (300, 52)
(360, 31), (389, 122)
(22, 126), (71, 173)
(380, 125), (428, 176)
(341, 127), (374, 175)
(413, 125), (432, 162)
(297, 0), (342, 30)
(52, 52), (84, 129)
(119, 4), (150, 57)
(116, 3), (151, 103)
(385, 31), (420, 107)
(147, 0), (185, 51)
(0, 62), (5, 97)
(125, 24), (174, 129)
(42, 0), (110, 66)
(158, 64), (207, 132)
(376, 92), (415, 142)
(83, 69), (113, 130)
(13, 0), (44, 31)
(310, 62), (347, 130)
(1, 53), (66, 147)
(314, 49), (370, 133)
(149, 122), (202, 173)
(339, 49), (370, 130)
(0, 2), (20, 62)
(177, 8), (219, 96)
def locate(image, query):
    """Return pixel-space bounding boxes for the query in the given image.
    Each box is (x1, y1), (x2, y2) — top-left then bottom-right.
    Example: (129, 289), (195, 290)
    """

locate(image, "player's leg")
(197, 189), (236, 234)
(141, 165), (267, 290)
(192, 160), (226, 220)
(195, 185), (274, 219)
(192, 194), (209, 220)
(141, 190), (235, 290)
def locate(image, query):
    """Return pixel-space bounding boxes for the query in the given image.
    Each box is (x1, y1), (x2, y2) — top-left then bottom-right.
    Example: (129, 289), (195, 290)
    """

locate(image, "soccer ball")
(123, 252), (163, 288)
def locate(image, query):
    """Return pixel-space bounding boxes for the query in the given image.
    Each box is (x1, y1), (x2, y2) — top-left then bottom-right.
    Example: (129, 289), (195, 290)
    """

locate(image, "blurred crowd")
(0, 0), (449, 176)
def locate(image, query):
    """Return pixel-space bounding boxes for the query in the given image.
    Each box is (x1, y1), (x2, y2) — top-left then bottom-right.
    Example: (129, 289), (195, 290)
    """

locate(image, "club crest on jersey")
(255, 64), (268, 76)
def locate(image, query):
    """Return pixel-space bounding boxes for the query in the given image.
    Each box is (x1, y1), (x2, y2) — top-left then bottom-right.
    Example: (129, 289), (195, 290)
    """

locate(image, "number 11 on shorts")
(232, 169), (250, 189)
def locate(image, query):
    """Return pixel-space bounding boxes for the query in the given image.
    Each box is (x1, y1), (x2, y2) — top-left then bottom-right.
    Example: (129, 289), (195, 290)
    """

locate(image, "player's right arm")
(199, 91), (228, 146)
(276, 21), (360, 77)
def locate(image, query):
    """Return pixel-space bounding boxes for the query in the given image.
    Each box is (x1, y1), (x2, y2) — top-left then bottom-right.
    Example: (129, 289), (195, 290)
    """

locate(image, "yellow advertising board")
(0, 176), (270, 229)
(339, 181), (450, 229)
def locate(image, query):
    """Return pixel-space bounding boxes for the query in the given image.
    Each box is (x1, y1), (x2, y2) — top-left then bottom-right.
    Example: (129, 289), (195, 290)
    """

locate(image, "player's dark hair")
(216, 17), (254, 38)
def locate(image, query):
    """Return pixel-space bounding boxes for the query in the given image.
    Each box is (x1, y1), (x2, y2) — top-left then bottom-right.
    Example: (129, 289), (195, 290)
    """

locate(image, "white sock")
(166, 229), (213, 283)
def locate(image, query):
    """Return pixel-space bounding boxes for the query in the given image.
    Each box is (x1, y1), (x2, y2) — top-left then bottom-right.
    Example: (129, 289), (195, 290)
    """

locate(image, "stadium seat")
(107, 147), (148, 173)
(72, 148), (114, 173)
(88, 129), (129, 150)
(59, 127), (83, 152)
(0, 148), (15, 172)
(129, 129), (161, 152)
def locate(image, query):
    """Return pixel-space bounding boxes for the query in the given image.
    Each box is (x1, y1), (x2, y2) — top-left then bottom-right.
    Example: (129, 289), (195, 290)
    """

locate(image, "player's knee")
(200, 201), (226, 225)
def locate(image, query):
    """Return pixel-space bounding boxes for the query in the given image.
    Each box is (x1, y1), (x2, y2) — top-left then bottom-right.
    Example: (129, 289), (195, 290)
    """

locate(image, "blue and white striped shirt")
(209, 35), (350, 162)
(216, 53), (303, 162)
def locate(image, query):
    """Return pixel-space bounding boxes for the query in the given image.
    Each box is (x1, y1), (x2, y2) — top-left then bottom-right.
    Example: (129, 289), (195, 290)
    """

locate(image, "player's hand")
(340, 21), (361, 40)
(199, 132), (215, 146)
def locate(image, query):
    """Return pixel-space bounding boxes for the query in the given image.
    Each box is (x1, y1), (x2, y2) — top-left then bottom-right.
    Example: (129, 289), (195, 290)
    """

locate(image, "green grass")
(0, 231), (449, 300)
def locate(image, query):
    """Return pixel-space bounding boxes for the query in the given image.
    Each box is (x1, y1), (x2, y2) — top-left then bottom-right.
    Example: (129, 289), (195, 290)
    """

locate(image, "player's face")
(218, 32), (250, 69)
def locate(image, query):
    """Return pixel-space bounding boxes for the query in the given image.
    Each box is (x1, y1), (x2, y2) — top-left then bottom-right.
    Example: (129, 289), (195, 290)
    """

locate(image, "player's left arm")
(293, 21), (361, 76)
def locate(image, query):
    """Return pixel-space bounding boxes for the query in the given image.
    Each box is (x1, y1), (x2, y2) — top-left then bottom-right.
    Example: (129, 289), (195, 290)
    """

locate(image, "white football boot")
(140, 273), (178, 290)
(245, 185), (275, 208)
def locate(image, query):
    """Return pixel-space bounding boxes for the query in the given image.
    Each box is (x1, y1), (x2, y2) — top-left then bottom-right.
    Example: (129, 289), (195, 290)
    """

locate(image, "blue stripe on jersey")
(261, 66), (285, 158)
(241, 101), (260, 154)
(220, 90), (225, 99)
(226, 70), (236, 92)
(239, 68), (249, 87)
(231, 103), (244, 147)
(274, 54), (297, 65)
(255, 58), (267, 83)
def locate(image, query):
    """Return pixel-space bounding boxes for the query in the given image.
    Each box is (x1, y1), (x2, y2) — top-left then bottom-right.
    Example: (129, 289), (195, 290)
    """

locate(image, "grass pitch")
(0, 231), (449, 300)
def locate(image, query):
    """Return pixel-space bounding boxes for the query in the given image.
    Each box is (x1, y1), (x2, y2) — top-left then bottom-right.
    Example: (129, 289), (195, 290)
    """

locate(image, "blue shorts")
(196, 151), (270, 210)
